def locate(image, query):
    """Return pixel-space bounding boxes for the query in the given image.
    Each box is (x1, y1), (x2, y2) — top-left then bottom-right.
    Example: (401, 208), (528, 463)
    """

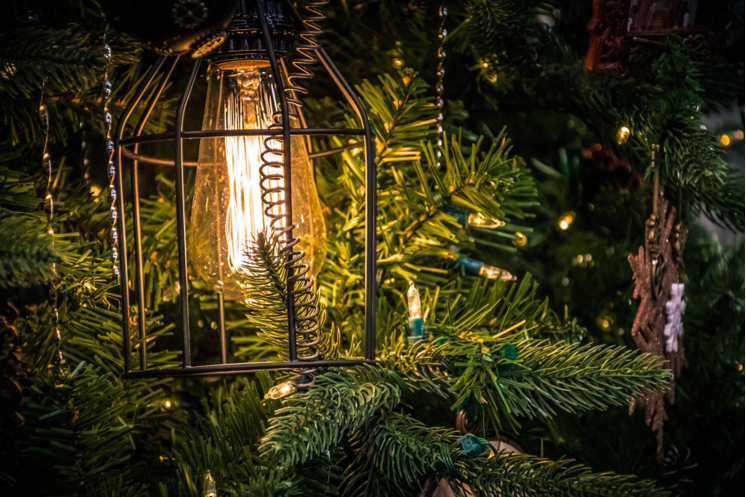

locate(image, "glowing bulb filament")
(203, 470), (217, 497)
(223, 70), (285, 275)
(266, 380), (297, 400)
(467, 213), (505, 229)
(408, 281), (422, 320)
(479, 265), (515, 281)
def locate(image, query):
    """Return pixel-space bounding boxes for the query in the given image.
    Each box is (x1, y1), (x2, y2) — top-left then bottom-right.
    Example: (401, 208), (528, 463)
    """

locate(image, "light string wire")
(435, 3), (447, 168)
(101, 20), (118, 281)
(39, 82), (63, 368)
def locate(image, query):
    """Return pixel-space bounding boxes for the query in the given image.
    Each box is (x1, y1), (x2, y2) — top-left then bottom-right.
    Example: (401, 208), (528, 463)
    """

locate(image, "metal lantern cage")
(115, 0), (376, 379)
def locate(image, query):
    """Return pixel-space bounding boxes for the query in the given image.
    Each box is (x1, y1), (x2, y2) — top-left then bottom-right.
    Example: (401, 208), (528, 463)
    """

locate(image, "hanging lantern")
(112, 0), (376, 378)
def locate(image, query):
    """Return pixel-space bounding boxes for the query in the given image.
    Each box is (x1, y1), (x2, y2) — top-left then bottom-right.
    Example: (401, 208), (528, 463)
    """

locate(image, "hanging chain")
(646, 144), (663, 297)
(39, 82), (63, 368)
(101, 21), (118, 282)
(435, 3), (447, 168)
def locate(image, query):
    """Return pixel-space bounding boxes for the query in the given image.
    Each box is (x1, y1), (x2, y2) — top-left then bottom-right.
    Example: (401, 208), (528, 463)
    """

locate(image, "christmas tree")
(0, 1), (742, 496)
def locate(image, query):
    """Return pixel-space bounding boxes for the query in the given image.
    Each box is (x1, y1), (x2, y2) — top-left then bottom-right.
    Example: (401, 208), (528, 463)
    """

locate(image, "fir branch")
(238, 232), (290, 359)
(17, 363), (142, 495)
(0, 214), (66, 288)
(449, 339), (671, 429)
(260, 366), (403, 467)
(449, 452), (669, 497)
(341, 413), (457, 497)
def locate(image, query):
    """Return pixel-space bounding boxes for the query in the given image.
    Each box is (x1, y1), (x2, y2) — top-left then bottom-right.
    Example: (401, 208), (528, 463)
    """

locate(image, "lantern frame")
(115, 0), (376, 379)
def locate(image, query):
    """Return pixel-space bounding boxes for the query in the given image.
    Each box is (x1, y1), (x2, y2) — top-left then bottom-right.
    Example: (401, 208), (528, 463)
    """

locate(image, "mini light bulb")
(616, 126), (631, 145)
(512, 232), (527, 247)
(557, 211), (575, 231)
(189, 62), (327, 303)
(467, 213), (505, 229)
(407, 281), (424, 343)
(478, 264), (515, 281)
(720, 134), (731, 146)
(265, 380), (297, 400)
(203, 470), (217, 497)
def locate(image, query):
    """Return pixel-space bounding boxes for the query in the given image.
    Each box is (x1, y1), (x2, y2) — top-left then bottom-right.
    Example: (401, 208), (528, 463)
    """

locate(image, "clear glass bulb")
(203, 470), (217, 497)
(407, 281), (422, 320)
(190, 61), (326, 302)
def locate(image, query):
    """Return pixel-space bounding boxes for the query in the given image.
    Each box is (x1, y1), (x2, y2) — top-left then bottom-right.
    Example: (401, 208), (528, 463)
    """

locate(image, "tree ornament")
(585, 0), (735, 75)
(664, 283), (685, 353)
(628, 180), (687, 456)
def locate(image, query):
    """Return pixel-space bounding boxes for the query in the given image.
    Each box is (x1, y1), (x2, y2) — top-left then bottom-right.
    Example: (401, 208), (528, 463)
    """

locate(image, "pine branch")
(260, 366), (403, 467)
(237, 232), (290, 360)
(17, 363), (142, 495)
(341, 413), (457, 497)
(449, 339), (671, 429)
(0, 214), (66, 288)
(450, 452), (669, 497)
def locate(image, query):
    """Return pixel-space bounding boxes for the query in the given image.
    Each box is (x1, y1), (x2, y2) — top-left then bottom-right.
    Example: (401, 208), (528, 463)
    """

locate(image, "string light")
(39, 83), (63, 369)
(265, 379), (297, 400)
(512, 232), (527, 247)
(557, 211), (575, 230)
(407, 281), (424, 344)
(719, 130), (744, 147)
(467, 213), (505, 229)
(459, 255), (515, 281)
(446, 209), (505, 229)
(101, 19), (119, 282)
(203, 470), (217, 497)
(435, 3), (447, 168)
(616, 125), (631, 145)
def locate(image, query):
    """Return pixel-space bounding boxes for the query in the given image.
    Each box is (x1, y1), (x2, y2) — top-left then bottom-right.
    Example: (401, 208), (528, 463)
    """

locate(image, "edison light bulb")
(190, 62), (326, 302)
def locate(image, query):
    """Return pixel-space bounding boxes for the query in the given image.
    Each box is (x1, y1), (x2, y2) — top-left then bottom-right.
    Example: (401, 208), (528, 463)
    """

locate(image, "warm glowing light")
(467, 213), (505, 229)
(408, 281), (422, 320)
(558, 211), (575, 231)
(479, 265), (515, 281)
(203, 470), (217, 497)
(735, 130), (744, 140)
(265, 380), (297, 400)
(481, 61), (489, 68)
(616, 126), (631, 145)
(597, 316), (611, 330)
(163, 399), (173, 409)
(189, 63), (327, 302)
(512, 232), (527, 247)
(222, 74), (285, 274)
(720, 134), (731, 146)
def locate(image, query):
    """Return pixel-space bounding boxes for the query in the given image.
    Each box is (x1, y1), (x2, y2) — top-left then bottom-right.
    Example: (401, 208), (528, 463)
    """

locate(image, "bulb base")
(205, 0), (297, 64)
(408, 317), (424, 344)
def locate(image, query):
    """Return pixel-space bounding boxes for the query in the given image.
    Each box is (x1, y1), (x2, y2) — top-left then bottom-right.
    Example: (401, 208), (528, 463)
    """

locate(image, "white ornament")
(664, 283), (685, 353)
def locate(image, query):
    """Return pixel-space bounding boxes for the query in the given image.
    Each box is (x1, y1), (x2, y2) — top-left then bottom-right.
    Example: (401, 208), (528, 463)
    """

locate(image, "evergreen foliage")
(0, 0), (741, 496)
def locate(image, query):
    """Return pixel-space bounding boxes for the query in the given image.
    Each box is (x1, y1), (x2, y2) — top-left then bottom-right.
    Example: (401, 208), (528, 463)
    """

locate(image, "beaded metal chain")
(436, 3), (447, 168)
(39, 82), (63, 368)
(101, 22), (118, 282)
